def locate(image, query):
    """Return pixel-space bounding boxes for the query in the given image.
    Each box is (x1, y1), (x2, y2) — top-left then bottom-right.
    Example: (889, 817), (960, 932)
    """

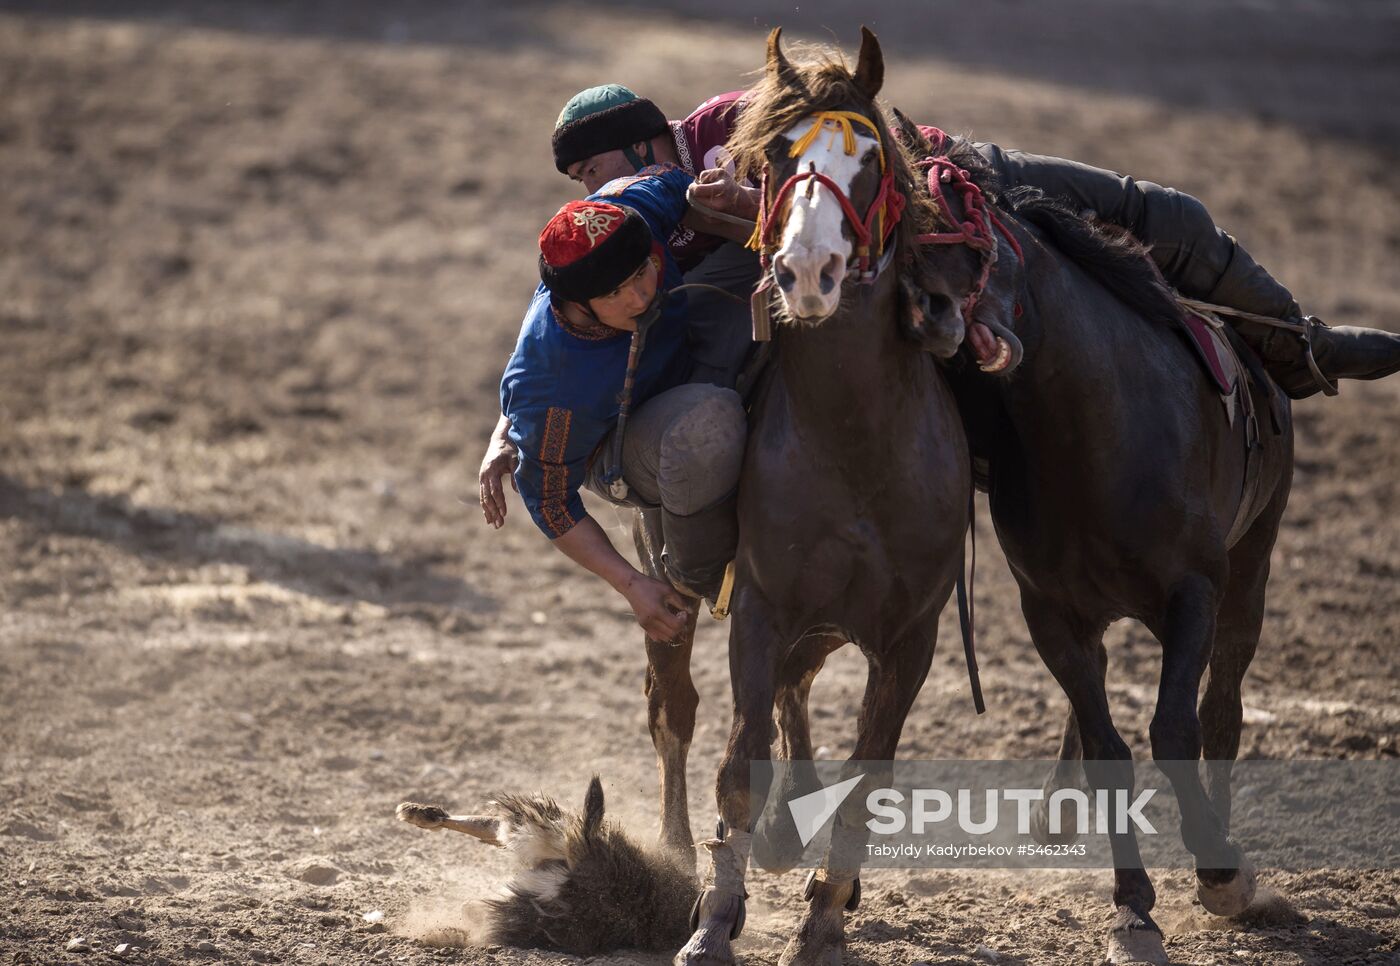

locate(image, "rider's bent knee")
(657, 387), (746, 515)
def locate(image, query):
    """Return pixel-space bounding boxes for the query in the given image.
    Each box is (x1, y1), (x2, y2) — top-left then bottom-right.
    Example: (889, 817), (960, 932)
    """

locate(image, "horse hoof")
(1029, 801), (1080, 846)
(778, 937), (844, 966)
(1197, 857), (1258, 917)
(1106, 927), (1168, 965)
(674, 934), (736, 966)
(777, 915), (845, 966)
(676, 890), (744, 966)
(1106, 905), (1166, 965)
(675, 924), (736, 966)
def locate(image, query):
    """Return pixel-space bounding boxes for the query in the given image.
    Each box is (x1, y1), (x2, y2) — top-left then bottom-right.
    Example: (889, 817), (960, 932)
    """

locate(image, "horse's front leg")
(1030, 641), (1105, 846)
(675, 583), (783, 966)
(755, 637), (842, 874)
(781, 627), (936, 966)
(636, 508), (703, 873)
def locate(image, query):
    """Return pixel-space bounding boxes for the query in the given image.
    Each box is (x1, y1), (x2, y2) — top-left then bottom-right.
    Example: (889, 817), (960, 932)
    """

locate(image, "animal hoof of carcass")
(396, 802), (448, 829)
(1197, 856), (1258, 917)
(1029, 801), (1079, 846)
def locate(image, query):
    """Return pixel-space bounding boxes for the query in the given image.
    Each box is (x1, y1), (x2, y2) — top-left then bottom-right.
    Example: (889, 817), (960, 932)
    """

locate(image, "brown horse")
(674, 29), (973, 966)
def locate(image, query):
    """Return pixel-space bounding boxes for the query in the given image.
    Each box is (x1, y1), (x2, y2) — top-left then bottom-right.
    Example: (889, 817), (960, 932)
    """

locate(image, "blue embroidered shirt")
(501, 166), (694, 539)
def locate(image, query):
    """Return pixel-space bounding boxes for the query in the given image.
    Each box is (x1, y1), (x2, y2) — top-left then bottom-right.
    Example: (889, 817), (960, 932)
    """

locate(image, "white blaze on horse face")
(772, 117), (876, 322)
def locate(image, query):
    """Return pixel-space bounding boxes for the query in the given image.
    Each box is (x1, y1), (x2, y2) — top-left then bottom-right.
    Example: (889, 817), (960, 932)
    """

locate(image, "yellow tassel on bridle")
(789, 111), (887, 173)
(750, 110), (892, 257)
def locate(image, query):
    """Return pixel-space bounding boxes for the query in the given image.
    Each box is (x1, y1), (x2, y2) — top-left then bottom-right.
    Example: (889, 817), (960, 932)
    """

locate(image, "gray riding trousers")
(584, 382), (746, 515)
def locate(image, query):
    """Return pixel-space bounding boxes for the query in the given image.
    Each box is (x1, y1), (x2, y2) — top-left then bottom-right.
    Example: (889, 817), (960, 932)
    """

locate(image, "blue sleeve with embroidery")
(594, 165), (693, 243)
(506, 403), (601, 540)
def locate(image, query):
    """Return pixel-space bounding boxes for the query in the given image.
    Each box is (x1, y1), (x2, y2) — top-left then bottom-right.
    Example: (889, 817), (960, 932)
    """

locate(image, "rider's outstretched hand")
(479, 420), (519, 529)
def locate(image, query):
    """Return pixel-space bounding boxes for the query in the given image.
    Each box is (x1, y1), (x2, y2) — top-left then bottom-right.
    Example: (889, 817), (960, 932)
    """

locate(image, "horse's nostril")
(776, 268), (796, 292)
(818, 253), (844, 295)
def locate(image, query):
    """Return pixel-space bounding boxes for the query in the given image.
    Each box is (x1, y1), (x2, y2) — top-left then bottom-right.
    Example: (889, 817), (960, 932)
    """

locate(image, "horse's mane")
(727, 45), (939, 258)
(1003, 185), (1183, 326)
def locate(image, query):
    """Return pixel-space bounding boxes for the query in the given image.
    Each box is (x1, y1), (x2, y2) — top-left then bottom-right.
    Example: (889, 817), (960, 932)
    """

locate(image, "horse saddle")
(1176, 310), (1256, 435)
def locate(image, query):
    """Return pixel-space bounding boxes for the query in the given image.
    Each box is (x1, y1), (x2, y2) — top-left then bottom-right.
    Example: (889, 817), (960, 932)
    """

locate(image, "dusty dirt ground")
(1, 2), (1397, 964)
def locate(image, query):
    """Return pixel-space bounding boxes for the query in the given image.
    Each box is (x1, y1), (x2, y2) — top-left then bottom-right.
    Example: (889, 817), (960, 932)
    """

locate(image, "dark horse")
(893, 116), (1294, 961)
(674, 29), (972, 966)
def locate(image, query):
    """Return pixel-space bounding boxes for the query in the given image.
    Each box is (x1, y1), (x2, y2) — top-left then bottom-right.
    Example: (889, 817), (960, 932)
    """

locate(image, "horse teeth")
(979, 337), (1011, 373)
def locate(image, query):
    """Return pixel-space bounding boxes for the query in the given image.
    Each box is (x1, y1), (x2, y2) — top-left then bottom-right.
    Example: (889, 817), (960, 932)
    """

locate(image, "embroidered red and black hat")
(538, 200), (653, 305)
(552, 85), (669, 174)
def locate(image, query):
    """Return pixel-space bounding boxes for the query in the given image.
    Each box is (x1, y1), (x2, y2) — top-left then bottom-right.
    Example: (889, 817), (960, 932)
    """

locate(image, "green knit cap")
(552, 85), (668, 174)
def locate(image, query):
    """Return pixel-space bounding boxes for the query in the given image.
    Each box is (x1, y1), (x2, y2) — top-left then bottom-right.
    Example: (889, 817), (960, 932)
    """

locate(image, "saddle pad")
(1180, 313), (1237, 395)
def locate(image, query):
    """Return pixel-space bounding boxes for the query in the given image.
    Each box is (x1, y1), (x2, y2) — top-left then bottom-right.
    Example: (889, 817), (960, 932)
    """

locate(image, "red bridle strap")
(913, 157), (1022, 317)
(765, 167), (900, 269)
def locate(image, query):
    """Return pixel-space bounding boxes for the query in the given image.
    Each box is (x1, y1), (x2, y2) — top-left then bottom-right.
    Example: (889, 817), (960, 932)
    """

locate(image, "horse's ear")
(766, 27), (795, 84)
(890, 106), (934, 156)
(582, 776), (605, 839)
(854, 26), (884, 98)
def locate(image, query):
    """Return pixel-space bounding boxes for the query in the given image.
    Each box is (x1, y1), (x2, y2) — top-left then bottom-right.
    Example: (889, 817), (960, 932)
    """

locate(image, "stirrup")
(1299, 316), (1339, 397)
(709, 561), (736, 620)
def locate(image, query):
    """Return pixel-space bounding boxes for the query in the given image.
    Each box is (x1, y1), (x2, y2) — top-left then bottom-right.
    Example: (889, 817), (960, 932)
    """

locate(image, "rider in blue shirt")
(502, 164), (751, 641)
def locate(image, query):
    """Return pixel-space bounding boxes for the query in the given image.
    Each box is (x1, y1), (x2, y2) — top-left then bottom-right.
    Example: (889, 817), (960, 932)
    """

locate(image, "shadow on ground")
(0, 475), (494, 613)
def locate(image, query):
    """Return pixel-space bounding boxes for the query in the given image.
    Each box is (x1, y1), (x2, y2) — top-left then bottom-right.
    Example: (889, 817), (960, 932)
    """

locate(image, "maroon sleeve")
(674, 90), (747, 176)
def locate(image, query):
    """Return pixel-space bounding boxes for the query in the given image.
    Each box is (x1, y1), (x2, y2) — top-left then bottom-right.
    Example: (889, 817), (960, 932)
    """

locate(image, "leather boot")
(660, 492), (738, 607)
(1306, 320), (1400, 386)
(1235, 315), (1400, 400)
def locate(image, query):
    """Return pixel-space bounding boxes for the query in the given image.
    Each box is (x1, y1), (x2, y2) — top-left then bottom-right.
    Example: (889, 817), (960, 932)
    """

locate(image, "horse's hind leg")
(1030, 641), (1105, 846)
(1144, 570), (1260, 918)
(647, 613), (701, 869)
(781, 627), (937, 966)
(1020, 591), (1165, 966)
(1192, 491), (1286, 915)
(1200, 486), (1286, 827)
(636, 508), (702, 873)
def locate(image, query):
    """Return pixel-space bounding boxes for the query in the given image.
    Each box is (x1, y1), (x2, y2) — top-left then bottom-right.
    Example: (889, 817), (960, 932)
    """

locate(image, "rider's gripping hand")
(690, 167), (761, 220)
(622, 573), (690, 643)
